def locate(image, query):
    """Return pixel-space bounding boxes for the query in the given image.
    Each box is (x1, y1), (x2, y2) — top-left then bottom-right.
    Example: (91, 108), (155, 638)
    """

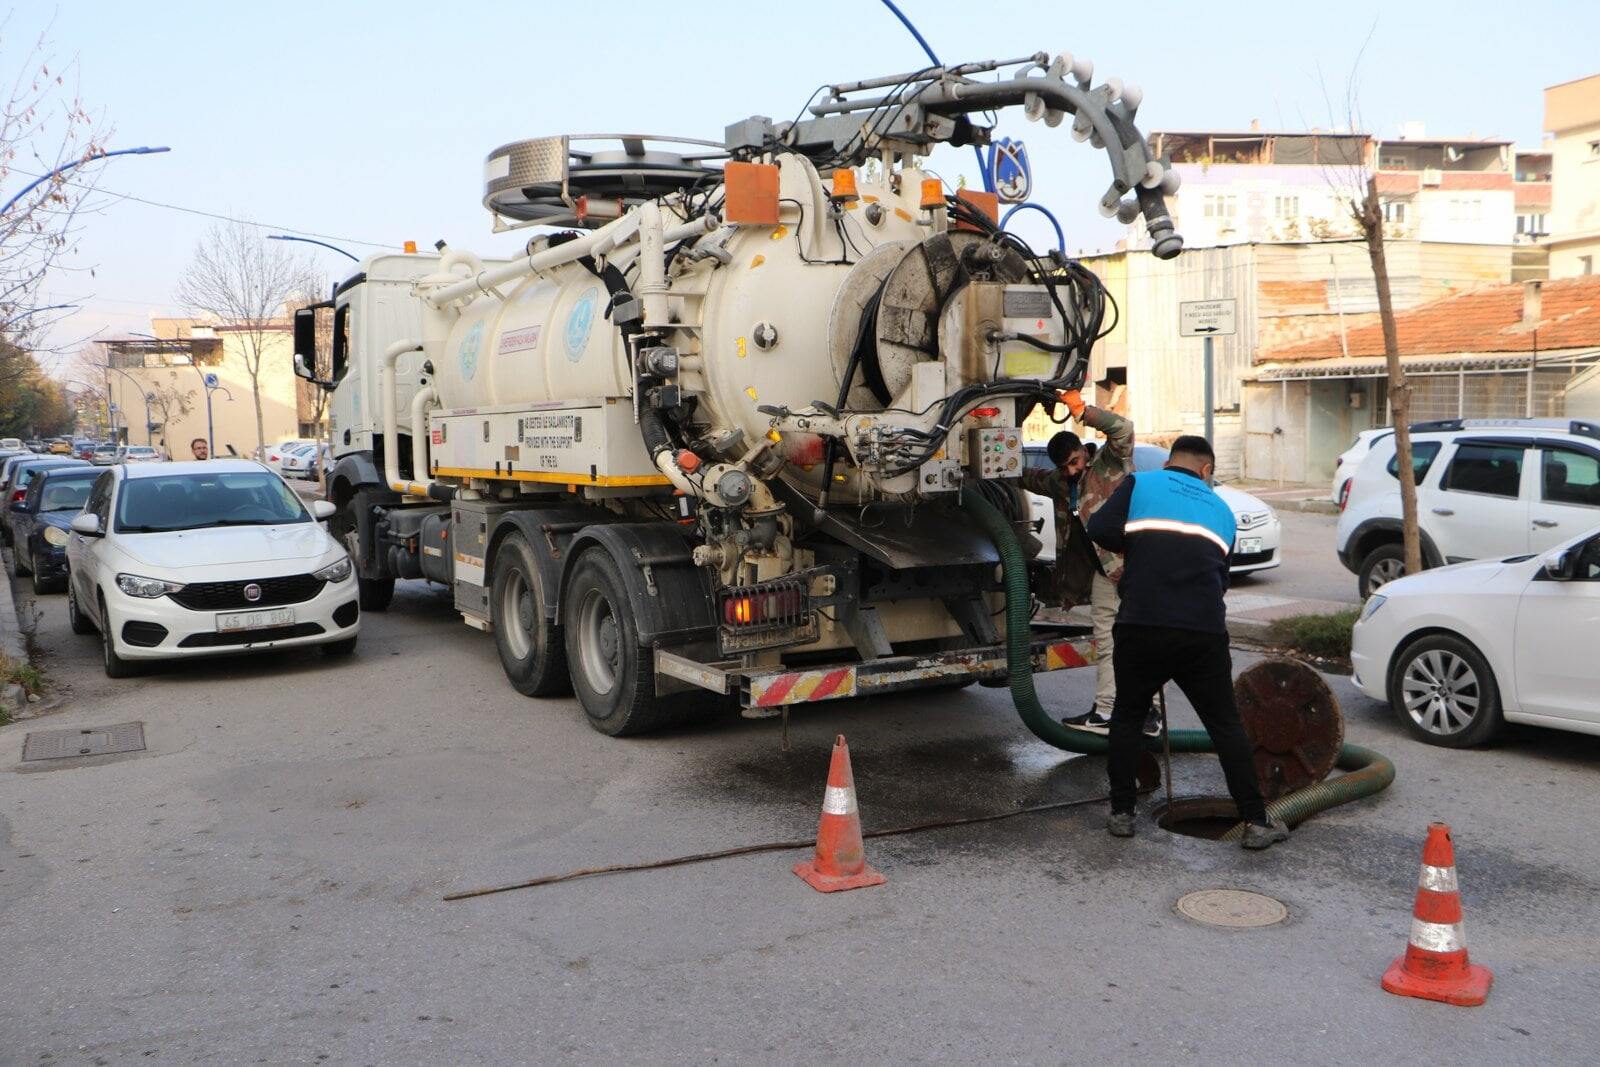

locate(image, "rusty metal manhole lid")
(1175, 888), (1287, 928)
(21, 722), (146, 762)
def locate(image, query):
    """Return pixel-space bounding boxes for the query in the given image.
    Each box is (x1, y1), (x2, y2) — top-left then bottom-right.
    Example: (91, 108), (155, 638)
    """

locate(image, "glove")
(1059, 389), (1087, 420)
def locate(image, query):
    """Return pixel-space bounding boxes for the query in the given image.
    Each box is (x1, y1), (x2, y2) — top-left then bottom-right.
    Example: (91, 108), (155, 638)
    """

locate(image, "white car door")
(70, 470), (116, 619)
(1527, 445), (1600, 553)
(1513, 533), (1600, 723)
(1425, 438), (1532, 561)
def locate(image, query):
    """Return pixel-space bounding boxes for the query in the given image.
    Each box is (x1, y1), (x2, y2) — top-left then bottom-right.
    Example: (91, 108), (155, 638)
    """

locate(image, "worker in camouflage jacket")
(1018, 389), (1158, 736)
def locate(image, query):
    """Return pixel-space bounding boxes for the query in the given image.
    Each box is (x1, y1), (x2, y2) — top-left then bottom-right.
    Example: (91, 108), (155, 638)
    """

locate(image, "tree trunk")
(1360, 175), (1422, 577)
(248, 361), (266, 460)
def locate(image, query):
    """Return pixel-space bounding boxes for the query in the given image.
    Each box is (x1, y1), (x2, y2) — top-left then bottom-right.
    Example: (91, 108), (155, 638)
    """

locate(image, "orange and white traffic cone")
(793, 735), (886, 893)
(1381, 822), (1492, 1006)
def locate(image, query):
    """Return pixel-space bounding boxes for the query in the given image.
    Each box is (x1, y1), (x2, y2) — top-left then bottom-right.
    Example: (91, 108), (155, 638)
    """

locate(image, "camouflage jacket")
(1018, 405), (1135, 598)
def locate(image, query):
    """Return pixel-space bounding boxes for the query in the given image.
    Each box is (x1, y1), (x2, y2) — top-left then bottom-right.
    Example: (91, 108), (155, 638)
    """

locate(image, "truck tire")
(562, 547), (677, 736)
(1357, 542), (1408, 599)
(491, 532), (571, 697)
(358, 576), (395, 612)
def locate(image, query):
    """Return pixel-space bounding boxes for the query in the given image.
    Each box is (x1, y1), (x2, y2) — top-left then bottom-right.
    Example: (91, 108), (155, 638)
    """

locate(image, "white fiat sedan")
(65, 460), (359, 677)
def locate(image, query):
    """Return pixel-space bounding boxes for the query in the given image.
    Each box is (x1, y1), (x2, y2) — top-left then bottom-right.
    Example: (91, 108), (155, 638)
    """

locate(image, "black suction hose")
(958, 486), (1394, 829)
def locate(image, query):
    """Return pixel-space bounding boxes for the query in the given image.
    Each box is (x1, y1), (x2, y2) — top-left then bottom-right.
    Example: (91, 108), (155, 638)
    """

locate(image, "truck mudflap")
(654, 635), (1094, 709)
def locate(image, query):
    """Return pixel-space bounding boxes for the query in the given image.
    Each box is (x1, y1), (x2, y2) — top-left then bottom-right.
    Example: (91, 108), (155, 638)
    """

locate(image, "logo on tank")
(458, 321), (484, 381)
(565, 286), (599, 362)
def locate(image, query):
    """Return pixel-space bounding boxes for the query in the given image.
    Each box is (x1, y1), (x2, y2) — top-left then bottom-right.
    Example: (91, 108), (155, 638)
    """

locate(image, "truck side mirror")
(293, 301), (334, 385)
(293, 351), (314, 381)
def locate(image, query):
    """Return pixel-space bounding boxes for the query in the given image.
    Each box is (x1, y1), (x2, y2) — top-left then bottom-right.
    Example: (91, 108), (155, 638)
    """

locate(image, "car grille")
(168, 574), (326, 611)
(1231, 549), (1275, 566)
(178, 623), (326, 648)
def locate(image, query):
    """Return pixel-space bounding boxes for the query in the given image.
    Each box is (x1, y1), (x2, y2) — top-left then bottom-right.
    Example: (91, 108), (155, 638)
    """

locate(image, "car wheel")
(1358, 543), (1408, 599)
(1386, 633), (1503, 748)
(490, 532), (570, 697)
(29, 551), (49, 594)
(67, 579), (95, 634)
(11, 543), (29, 577)
(98, 595), (141, 679)
(322, 636), (358, 658)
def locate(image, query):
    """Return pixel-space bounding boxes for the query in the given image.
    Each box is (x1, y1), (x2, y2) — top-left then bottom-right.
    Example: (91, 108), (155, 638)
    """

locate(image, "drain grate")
(21, 722), (146, 762)
(1175, 888), (1287, 929)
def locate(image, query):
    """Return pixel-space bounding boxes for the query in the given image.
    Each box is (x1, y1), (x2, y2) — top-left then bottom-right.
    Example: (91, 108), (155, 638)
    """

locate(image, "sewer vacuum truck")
(295, 51), (1186, 735)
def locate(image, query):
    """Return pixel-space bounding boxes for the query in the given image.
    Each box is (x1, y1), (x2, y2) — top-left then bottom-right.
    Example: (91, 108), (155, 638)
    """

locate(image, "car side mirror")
(309, 500), (336, 520)
(70, 513), (103, 537)
(1542, 549), (1576, 581)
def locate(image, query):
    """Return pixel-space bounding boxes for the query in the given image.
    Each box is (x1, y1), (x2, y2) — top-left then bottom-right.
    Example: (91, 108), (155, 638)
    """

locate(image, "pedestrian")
(190, 437), (209, 461)
(1085, 435), (1289, 850)
(1019, 388), (1154, 736)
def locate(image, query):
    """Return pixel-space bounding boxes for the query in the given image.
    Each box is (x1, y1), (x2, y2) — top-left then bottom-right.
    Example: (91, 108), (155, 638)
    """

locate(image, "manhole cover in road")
(1175, 889), (1287, 928)
(21, 722), (146, 762)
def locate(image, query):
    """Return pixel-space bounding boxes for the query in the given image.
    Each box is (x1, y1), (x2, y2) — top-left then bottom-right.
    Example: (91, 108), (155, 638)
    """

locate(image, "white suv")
(1336, 418), (1600, 598)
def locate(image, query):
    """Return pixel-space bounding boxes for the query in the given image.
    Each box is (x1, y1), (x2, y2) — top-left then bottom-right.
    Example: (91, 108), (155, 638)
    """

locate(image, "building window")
(1381, 199), (1408, 224)
(1516, 213), (1547, 237)
(1272, 195), (1300, 219)
(1582, 255), (1594, 277)
(1380, 155), (1408, 171)
(1202, 193), (1237, 220)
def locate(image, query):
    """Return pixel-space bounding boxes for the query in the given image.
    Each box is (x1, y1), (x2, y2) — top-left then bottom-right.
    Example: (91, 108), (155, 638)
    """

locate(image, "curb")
(0, 549), (31, 719)
(1280, 498), (1339, 516)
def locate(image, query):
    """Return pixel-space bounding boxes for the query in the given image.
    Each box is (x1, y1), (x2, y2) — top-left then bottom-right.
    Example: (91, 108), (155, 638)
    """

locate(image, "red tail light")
(721, 583), (806, 627)
(10, 489), (24, 503)
(1337, 478), (1353, 511)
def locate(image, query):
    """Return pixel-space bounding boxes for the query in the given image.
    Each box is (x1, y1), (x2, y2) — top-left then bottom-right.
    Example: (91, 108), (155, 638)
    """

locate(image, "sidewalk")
(1231, 480), (1339, 515)
(0, 549), (34, 716)
(1042, 585), (1353, 645)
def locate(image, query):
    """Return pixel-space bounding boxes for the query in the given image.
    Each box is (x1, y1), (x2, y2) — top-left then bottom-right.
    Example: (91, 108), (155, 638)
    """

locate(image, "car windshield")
(40, 477), (94, 511)
(115, 471), (308, 533)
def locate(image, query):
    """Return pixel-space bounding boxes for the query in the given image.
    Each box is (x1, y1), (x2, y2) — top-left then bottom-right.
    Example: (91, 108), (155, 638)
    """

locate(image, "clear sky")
(21, 0), (1600, 368)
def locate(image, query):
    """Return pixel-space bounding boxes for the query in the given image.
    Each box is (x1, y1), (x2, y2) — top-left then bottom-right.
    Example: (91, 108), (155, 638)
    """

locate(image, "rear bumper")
(656, 633), (1095, 710)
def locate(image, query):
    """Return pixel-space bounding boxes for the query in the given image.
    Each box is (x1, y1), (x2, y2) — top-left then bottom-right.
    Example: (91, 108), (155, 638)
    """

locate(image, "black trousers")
(1107, 623), (1267, 823)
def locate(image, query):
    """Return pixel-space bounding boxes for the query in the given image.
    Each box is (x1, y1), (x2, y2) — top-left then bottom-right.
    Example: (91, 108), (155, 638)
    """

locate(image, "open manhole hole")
(21, 722), (146, 762)
(1154, 796), (1242, 841)
(1176, 889), (1288, 929)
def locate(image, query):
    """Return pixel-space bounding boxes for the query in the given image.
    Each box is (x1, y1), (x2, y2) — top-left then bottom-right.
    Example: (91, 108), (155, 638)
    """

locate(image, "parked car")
(278, 441), (320, 479)
(1351, 525), (1600, 747)
(23, 439), (44, 453)
(116, 445), (165, 464)
(47, 438), (73, 454)
(2, 456), (91, 543)
(1023, 443), (1281, 575)
(262, 438), (317, 474)
(1331, 428), (1391, 506)
(65, 460), (360, 677)
(72, 439), (100, 460)
(0, 437), (21, 451)
(8, 466), (100, 593)
(90, 444), (121, 466)
(1336, 418), (1600, 599)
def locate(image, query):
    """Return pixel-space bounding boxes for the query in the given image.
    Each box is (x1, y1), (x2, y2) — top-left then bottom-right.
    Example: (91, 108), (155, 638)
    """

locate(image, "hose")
(958, 486), (1394, 829)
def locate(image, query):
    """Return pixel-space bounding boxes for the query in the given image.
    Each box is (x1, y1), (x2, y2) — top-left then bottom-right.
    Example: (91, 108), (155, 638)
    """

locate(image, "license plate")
(215, 607), (295, 633)
(1239, 537), (1263, 555)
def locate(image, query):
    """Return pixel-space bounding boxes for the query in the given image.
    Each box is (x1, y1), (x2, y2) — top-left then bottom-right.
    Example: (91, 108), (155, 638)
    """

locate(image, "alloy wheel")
(1400, 649), (1481, 735)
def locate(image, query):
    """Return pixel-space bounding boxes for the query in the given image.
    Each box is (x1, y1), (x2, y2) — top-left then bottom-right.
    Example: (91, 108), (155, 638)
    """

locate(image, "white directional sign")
(1179, 298), (1237, 338)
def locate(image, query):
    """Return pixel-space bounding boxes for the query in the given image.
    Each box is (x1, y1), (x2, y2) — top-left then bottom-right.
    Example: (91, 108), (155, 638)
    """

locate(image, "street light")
(267, 234), (360, 262)
(0, 146), (172, 217)
(103, 363), (155, 444)
(129, 331), (224, 456)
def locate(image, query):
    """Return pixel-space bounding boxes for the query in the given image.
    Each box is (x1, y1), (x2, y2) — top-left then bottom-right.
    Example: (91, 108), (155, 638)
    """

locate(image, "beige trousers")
(1090, 570), (1119, 716)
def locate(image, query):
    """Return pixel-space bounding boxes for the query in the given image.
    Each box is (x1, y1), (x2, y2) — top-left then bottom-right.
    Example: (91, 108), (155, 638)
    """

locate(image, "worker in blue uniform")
(1085, 435), (1290, 850)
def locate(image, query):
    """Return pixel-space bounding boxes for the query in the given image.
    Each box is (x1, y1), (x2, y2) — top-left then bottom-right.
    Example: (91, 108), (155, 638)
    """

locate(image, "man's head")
(1046, 430), (1087, 480)
(190, 437), (209, 461)
(1166, 435), (1216, 482)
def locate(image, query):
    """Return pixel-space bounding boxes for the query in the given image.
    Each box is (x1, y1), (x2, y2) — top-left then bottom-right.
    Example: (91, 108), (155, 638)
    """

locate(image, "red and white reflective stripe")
(1409, 918), (1466, 954)
(822, 785), (857, 816)
(1124, 517), (1230, 553)
(752, 667), (856, 707)
(1419, 863), (1459, 893)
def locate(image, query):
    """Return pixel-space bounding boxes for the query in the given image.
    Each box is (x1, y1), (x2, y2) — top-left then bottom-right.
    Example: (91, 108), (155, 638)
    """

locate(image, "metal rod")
(1204, 334), (1215, 445)
(823, 56), (1038, 99)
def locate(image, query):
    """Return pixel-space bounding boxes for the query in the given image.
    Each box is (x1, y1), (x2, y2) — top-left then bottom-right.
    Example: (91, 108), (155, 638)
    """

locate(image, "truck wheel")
(562, 547), (674, 736)
(491, 532), (570, 697)
(358, 576), (395, 612)
(1357, 543), (1407, 599)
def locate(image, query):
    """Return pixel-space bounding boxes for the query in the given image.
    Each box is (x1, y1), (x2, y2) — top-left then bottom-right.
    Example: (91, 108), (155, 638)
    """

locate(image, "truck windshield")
(115, 472), (309, 533)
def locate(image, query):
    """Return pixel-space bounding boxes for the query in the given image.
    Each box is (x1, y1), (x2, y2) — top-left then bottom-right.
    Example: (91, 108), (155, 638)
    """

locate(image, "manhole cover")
(1175, 889), (1287, 928)
(21, 722), (146, 762)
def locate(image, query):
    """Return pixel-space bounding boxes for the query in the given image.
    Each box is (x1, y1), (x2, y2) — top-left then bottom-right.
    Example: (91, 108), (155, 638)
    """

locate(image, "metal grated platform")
(21, 722), (146, 762)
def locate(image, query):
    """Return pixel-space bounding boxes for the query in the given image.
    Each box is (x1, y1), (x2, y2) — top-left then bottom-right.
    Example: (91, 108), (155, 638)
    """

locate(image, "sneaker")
(1063, 710), (1112, 734)
(1106, 811), (1136, 838)
(1240, 817), (1290, 850)
(1142, 706), (1163, 737)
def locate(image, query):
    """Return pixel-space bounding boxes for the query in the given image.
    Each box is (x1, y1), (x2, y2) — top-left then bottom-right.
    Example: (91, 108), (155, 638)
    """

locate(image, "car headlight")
(313, 556), (353, 583)
(42, 526), (69, 547)
(116, 573), (185, 598)
(1358, 594), (1387, 623)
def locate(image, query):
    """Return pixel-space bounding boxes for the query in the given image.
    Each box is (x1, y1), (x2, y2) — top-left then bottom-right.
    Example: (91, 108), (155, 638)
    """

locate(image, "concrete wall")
(1544, 74), (1600, 279)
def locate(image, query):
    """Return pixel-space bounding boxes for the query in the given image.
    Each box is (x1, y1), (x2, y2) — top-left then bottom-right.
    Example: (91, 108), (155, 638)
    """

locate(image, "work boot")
(1106, 811), (1136, 838)
(1063, 709), (1111, 734)
(1240, 817), (1290, 850)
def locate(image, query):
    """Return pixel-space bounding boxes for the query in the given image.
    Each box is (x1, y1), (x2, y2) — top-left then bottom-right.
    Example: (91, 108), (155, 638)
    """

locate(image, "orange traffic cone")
(793, 735), (886, 893)
(1381, 822), (1493, 1006)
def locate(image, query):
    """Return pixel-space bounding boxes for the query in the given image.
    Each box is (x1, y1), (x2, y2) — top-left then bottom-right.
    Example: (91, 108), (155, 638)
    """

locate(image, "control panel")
(967, 426), (1022, 479)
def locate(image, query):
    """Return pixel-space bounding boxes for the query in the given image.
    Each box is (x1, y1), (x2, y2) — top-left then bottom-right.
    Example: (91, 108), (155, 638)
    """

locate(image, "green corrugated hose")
(959, 486), (1394, 831)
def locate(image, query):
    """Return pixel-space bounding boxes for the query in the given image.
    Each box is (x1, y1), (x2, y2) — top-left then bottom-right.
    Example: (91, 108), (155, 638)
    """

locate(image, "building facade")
(1543, 74), (1600, 279)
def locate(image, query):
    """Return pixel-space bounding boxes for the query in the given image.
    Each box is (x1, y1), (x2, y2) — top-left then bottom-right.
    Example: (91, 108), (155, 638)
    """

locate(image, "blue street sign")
(204, 372), (219, 389)
(989, 137), (1032, 204)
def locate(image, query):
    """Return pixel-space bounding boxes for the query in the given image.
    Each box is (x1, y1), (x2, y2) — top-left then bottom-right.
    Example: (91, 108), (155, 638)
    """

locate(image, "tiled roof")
(1260, 276), (1600, 362)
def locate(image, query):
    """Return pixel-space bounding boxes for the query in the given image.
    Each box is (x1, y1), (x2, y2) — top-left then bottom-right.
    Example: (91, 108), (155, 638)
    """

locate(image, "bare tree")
(0, 17), (109, 350)
(175, 219), (309, 454)
(145, 372), (195, 452)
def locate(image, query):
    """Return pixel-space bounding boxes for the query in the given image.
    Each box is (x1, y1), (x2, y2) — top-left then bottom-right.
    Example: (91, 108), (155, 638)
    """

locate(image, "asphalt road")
(3, 569), (1596, 1063)
(1230, 510), (1360, 606)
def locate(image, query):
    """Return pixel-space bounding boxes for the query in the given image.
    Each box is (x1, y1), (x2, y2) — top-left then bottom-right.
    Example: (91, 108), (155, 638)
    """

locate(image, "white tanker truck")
(293, 52), (1185, 735)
